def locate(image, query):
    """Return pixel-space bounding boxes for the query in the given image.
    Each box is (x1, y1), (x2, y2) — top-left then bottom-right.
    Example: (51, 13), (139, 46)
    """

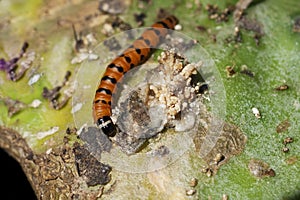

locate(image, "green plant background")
(0, 0), (299, 199)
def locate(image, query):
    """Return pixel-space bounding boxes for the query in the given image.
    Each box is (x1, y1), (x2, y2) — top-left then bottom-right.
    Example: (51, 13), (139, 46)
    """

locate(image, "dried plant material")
(233, 0), (264, 45)
(226, 65), (236, 77)
(0, 42), (35, 81)
(197, 123), (247, 175)
(42, 71), (73, 110)
(248, 159), (276, 178)
(240, 65), (254, 77)
(285, 156), (298, 165)
(206, 4), (234, 23)
(275, 84), (289, 91)
(276, 119), (291, 133)
(114, 50), (206, 154)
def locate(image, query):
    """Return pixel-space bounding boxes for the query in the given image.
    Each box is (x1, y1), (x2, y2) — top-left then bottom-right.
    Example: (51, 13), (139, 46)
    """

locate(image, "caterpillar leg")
(97, 116), (117, 137)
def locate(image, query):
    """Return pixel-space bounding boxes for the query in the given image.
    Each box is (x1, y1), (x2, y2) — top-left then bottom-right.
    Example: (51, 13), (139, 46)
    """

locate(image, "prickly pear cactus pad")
(0, 0), (299, 199)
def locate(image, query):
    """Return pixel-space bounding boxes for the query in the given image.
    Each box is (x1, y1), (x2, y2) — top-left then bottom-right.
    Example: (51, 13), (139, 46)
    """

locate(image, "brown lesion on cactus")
(0, 126), (112, 200)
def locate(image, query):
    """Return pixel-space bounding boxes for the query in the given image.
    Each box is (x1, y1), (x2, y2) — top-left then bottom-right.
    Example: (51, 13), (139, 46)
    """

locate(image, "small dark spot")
(135, 48), (141, 54)
(134, 13), (147, 26)
(254, 33), (262, 46)
(108, 63), (124, 73)
(66, 127), (77, 135)
(22, 42), (29, 52)
(214, 153), (225, 165)
(101, 100), (107, 104)
(148, 88), (155, 96)
(130, 63), (135, 69)
(226, 66), (236, 77)
(240, 66), (255, 77)
(196, 25), (207, 32)
(197, 84), (208, 94)
(96, 88), (112, 95)
(108, 63), (116, 68)
(66, 127), (71, 134)
(124, 56), (131, 63)
(157, 8), (168, 19)
(116, 66), (124, 73)
(72, 24), (85, 52)
(26, 151), (34, 160)
(174, 111), (181, 120)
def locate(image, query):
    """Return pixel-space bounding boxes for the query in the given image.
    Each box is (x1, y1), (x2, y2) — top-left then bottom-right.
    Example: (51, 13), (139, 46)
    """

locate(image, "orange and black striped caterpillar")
(93, 15), (179, 137)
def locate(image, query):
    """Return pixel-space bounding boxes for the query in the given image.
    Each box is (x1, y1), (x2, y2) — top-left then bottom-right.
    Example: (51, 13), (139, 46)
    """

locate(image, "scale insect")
(93, 15), (179, 137)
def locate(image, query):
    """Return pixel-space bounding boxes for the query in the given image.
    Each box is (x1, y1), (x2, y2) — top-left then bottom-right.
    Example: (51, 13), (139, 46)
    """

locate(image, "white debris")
(29, 99), (42, 108)
(71, 51), (99, 64)
(88, 52), (99, 60)
(83, 85), (91, 89)
(147, 51), (200, 121)
(102, 23), (114, 36)
(71, 102), (83, 114)
(46, 148), (53, 154)
(175, 112), (196, 132)
(86, 33), (98, 45)
(36, 126), (59, 139)
(76, 123), (88, 136)
(28, 74), (42, 85)
(252, 107), (261, 118)
(174, 24), (182, 31)
(23, 131), (31, 138)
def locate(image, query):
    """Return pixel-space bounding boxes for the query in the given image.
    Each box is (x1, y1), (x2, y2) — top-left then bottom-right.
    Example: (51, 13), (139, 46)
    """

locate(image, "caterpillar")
(93, 15), (179, 137)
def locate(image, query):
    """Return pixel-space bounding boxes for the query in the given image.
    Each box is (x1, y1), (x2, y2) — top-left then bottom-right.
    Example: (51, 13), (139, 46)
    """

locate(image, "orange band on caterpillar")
(93, 15), (179, 137)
